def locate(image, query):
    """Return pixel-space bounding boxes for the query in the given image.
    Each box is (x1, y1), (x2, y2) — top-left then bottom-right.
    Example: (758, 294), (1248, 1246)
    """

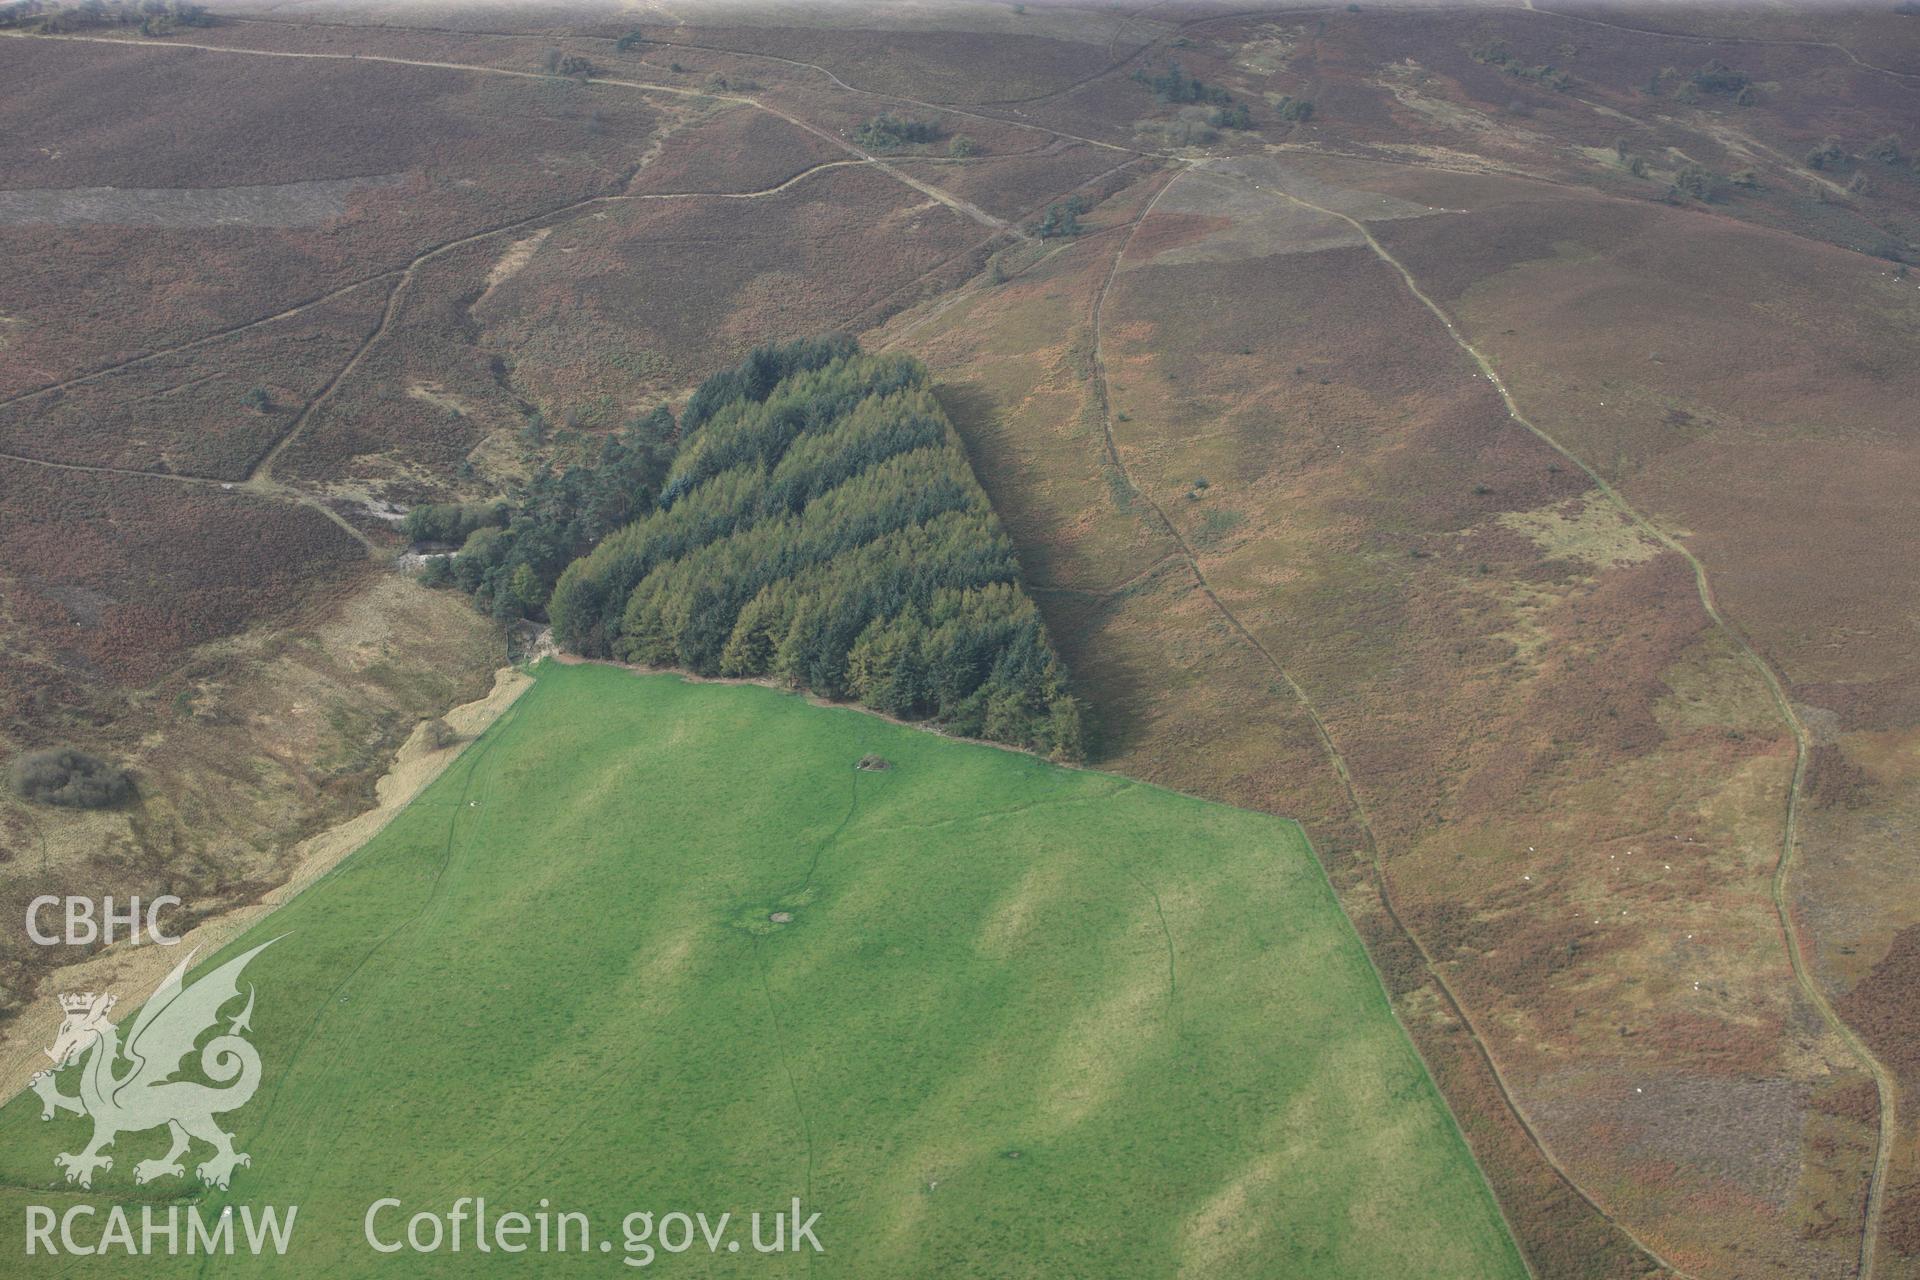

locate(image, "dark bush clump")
(9, 749), (135, 809)
(1031, 195), (1089, 238)
(855, 114), (942, 151)
(1807, 137), (1849, 170)
(1135, 59), (1232, 107)
(1690, 60), (1750, 94)
(401, 500), (510, 547)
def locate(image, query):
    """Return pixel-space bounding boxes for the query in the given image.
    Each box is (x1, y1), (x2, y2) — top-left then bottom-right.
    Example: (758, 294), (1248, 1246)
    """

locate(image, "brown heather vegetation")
(0, 285), (389, 479)
(0, 469), (366, 697)
(0, 41), (664, 395)
(893, 142), (1146, 223)
(624, 102), (844, 195)
(640, 23), (1129, 103)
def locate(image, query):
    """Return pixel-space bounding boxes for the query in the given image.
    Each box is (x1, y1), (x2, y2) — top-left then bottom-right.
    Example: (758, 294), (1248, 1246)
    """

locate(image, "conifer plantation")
(549, 338), (1084, 758)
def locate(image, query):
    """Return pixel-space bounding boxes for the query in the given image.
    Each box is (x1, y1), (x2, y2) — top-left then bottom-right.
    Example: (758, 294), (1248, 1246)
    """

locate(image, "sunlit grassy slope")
(0, 661), (1523, 1277)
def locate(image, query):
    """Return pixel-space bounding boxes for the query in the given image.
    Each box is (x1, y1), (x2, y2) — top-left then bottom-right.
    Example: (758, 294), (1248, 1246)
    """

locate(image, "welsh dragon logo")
(28, 938), (279, 1190)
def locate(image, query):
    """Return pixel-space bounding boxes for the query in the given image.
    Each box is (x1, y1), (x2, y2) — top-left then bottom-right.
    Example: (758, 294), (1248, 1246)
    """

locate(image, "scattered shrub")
(1031, 196), (1090, 238)
(1471, 38), (1570, 90)
(1670, 163), (1726, 203)
(1690, 60), (1750, 94)
(9, 749), (134, 809)
(855, 113), (942, 151)
(1274, 95), (1315, 122)
(402, 500), (509, 546)
(1807, 137), (1848, 170)
(1471, 37), (1514, 66)
(1211, 102), (1254, 130)
(1514, 63), (1570, 91)
(1134, 59), (1232, 107)
(1138, 118), (1218, 147)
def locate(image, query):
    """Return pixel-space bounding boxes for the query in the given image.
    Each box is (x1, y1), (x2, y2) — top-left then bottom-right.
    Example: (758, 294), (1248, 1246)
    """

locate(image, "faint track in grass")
(0, 448), (220, 484)
(1027, 550), (1181, 599)
(750, 772), (864, 1247)
(0, 439), (375, 553)
(1085, 163), (1691, 1280)
(859, 781), (1136, 841)
(1125, 866), (1181, 1035)
(0, 272), (399, 415)
(751, 936), (817, 1238)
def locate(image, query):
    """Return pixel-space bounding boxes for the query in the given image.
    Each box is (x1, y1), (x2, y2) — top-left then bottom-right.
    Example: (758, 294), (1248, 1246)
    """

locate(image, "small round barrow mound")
(856, 754), (891, 772)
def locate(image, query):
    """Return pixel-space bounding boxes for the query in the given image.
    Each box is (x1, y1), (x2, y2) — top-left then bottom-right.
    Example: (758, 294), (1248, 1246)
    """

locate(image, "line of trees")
(548, 339), (1083, 758)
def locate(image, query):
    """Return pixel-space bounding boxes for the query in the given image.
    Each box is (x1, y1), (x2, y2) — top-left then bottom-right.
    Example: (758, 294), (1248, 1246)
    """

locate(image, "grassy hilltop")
(0, 663), (1520, 1277)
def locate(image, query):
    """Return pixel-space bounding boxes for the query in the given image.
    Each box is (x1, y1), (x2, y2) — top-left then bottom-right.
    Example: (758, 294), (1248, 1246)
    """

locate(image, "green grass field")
(0, 662), (1524, 1277)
